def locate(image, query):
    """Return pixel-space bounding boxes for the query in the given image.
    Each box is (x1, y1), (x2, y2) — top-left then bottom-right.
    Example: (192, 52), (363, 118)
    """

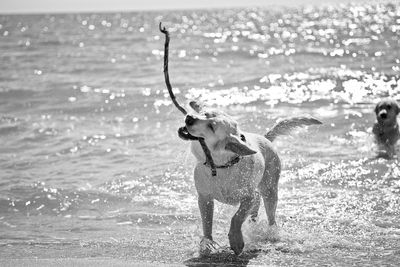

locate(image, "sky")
(0, 0), (371, 14)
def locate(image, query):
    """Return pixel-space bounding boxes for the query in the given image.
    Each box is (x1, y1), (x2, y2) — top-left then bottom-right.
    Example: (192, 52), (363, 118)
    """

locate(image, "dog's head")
(183, 101), (256, 156)
(375, 99), (399, 124)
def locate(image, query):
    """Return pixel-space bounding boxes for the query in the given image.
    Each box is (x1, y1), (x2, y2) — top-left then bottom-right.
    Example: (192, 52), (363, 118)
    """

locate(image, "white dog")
(180, 101), (322, 255)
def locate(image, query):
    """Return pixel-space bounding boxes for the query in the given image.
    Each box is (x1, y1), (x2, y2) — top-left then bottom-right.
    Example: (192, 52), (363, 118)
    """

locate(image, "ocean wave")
(161, 68), (399, 107)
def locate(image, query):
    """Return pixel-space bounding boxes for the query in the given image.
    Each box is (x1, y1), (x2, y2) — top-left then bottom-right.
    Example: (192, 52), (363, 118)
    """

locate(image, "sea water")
(0, 2), (400, 265)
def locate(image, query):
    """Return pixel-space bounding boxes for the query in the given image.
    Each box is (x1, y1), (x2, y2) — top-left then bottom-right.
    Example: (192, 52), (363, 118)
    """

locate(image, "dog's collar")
(203, 155), (242, 169)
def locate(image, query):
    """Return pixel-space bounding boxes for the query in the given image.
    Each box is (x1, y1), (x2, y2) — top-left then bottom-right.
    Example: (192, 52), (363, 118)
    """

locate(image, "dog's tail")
(265, 116), (322, 142)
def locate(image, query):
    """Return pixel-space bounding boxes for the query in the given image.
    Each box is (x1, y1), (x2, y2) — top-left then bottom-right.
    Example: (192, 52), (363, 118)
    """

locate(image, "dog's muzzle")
(185, 115), (197, 126)
(379, 110), (387, 119)
(178, 126), (198, 140)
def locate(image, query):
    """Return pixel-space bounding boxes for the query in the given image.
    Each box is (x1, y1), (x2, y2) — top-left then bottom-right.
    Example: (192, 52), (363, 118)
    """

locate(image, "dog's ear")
(225, 134), (257, 156)
(374, 102), (380, 115)
(395, 101), (400, 115)
(189, 101), (204, 113)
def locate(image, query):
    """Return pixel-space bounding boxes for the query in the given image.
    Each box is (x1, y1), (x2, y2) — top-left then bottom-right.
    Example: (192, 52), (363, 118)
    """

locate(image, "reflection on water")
(0, 2), (400, 265)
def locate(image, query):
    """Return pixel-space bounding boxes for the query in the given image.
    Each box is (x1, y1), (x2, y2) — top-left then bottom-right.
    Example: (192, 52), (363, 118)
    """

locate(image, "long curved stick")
(159, 22), (217, 176)
(159, 22), (187, 115)
(199, 139), (217, 176)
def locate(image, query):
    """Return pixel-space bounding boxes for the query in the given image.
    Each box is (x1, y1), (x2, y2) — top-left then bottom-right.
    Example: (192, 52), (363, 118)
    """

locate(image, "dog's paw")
(199, 237), (219, 256)
(265, 223), (280, 242)
(228, 230), (244, 255)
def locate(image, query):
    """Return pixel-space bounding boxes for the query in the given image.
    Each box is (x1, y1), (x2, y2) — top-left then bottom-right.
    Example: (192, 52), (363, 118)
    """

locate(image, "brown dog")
(181, 101), (321, 255)
(373, 98), (400, 158)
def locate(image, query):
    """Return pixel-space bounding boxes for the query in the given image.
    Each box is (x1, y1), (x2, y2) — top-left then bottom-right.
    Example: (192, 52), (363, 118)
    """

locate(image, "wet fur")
(372, 98), (400, 158)
(183, 101), (322, 255)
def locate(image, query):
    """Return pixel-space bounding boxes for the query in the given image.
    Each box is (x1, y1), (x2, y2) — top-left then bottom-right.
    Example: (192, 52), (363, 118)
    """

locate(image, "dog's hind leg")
(261, 187), (278, 226)
(259, 156), (280, 226)
(249, 192), (261, 222)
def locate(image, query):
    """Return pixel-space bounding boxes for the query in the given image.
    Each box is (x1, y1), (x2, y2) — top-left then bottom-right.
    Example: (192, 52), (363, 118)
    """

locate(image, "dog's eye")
(387, 105), (391, 110)
(204, 112), (215, 118)
(208, 123), (215, 133)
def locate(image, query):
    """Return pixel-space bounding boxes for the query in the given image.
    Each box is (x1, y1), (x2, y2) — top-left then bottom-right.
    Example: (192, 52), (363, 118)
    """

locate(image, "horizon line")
(0, 0), (376, 15)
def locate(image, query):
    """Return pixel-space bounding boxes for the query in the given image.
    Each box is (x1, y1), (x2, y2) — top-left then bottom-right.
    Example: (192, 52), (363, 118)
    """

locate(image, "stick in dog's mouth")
(178, 126), (197, 140)
(159, 22), (217, 176)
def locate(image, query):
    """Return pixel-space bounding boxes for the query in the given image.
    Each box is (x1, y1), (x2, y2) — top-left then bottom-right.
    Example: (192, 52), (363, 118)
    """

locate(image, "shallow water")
(1, 2), (400, 265)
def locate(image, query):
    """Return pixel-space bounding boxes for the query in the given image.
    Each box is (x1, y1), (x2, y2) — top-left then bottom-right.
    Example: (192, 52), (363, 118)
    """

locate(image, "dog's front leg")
(228, 197), (256, 255)
(198, 193), (218, 255)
